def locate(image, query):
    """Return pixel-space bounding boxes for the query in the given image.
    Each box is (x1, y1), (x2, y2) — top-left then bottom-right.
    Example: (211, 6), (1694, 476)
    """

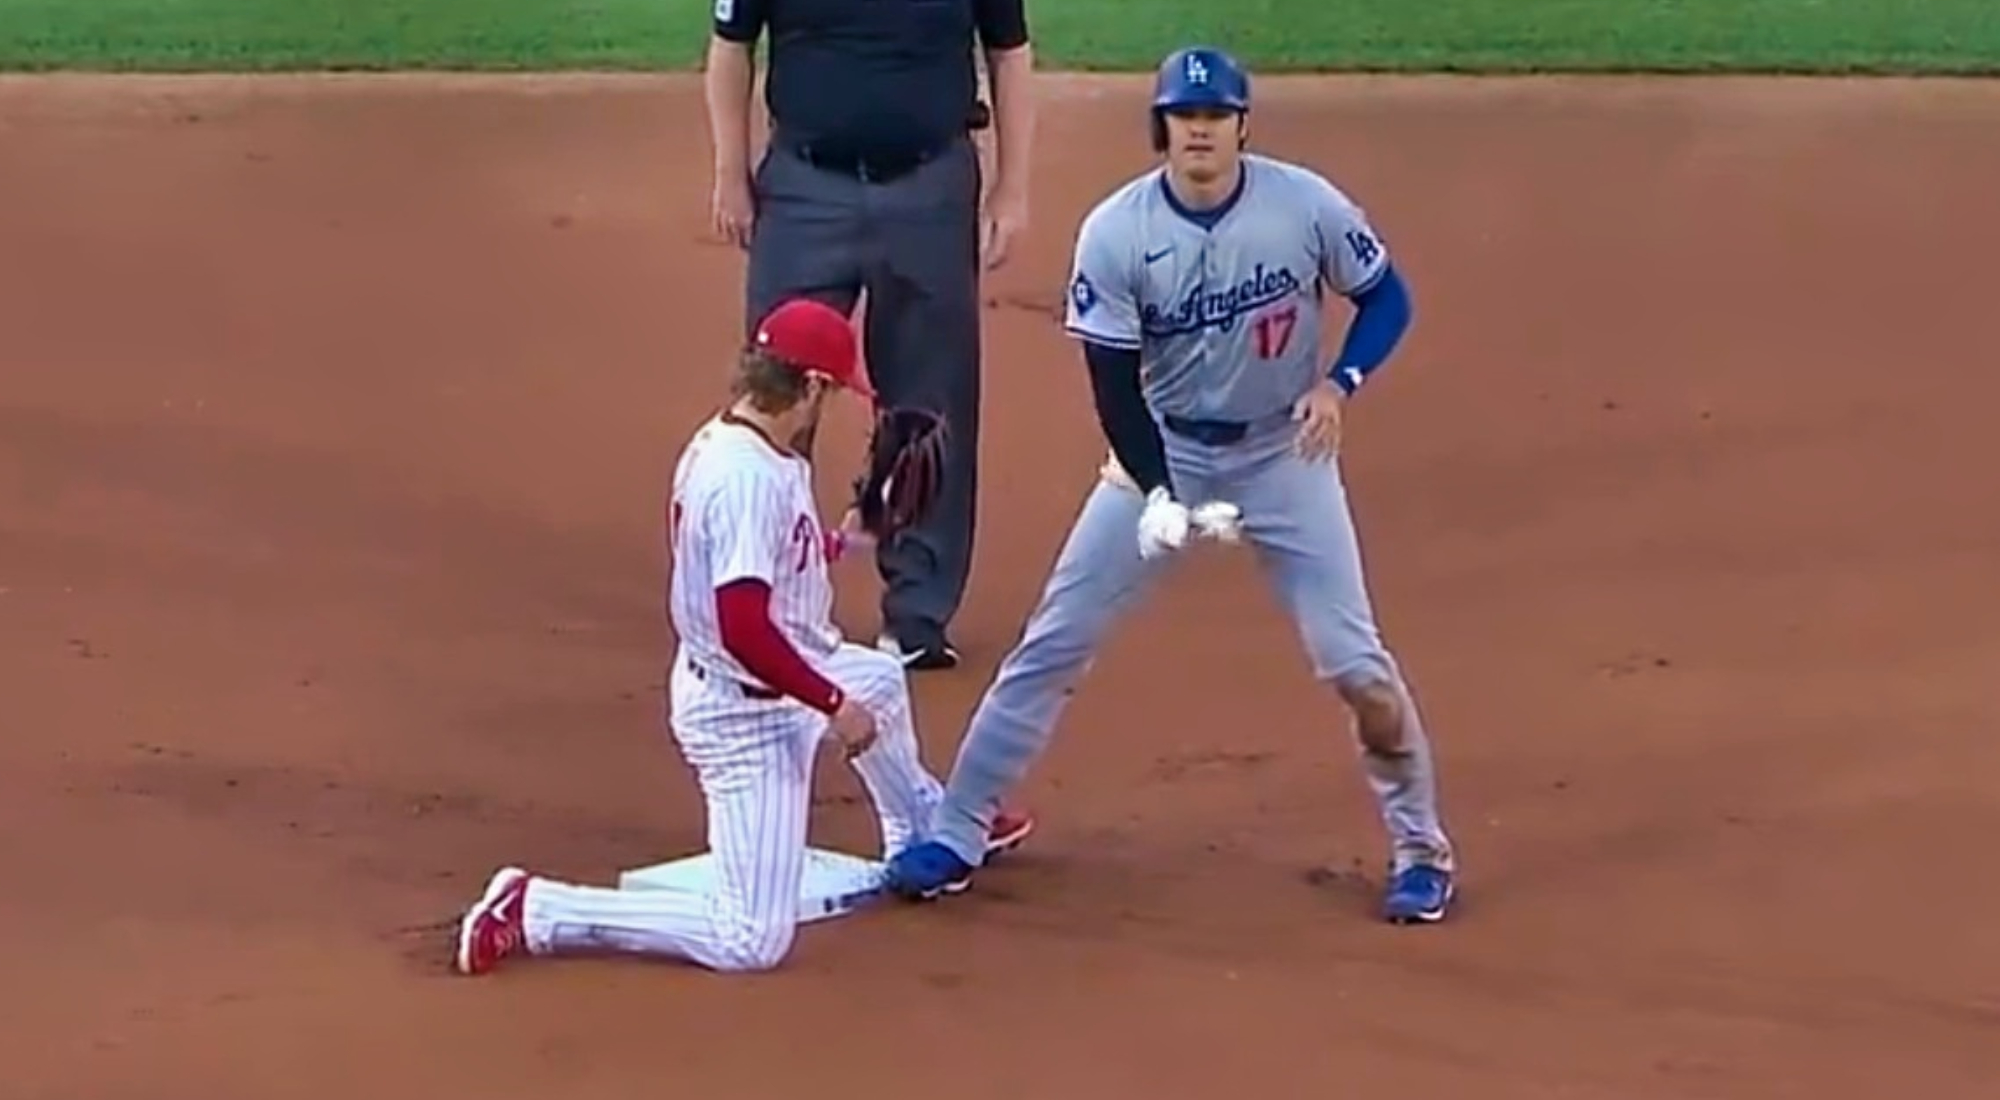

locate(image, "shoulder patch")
(1070, 272), (1098, 316)
(1344, 228), (1382, 266)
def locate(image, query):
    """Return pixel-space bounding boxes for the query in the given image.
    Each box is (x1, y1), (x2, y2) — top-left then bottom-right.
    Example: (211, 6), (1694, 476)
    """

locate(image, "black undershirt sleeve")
(1082, 339), (1172, 496)
(711, 0), (766, 43)
(972, 0), (1030, 50)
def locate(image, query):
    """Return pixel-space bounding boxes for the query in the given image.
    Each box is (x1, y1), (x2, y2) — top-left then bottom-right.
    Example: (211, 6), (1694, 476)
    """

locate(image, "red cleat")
(985, 806), (1036, 857)
(453, 866), (530, 976)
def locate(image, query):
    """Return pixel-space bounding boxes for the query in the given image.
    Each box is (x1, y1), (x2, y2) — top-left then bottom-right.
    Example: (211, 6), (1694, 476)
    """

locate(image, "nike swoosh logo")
(1144, 247), (1173, 264)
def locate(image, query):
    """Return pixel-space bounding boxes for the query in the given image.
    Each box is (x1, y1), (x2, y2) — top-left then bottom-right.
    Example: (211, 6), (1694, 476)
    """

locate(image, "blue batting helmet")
(1149, 46), (1251, 151)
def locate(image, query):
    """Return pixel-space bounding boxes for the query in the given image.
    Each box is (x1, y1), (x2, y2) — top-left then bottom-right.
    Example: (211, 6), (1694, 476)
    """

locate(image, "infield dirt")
(3, 72), (1999, 1099)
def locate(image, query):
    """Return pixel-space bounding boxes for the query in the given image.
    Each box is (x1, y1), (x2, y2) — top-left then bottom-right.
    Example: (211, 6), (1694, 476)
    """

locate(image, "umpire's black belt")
(685, 658), (781, 701)
(777, 133), (954, 184)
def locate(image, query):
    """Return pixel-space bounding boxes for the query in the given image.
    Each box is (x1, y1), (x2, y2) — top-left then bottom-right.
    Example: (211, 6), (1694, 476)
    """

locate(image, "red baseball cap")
(752, 298), (876, 401)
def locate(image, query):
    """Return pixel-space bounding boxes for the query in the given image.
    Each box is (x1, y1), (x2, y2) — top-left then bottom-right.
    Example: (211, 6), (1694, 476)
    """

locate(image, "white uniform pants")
(518, 643), (943, 971)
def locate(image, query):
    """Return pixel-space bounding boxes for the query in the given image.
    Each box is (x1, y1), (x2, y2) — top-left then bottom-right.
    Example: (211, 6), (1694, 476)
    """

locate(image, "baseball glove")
(851, 406), (949, 539)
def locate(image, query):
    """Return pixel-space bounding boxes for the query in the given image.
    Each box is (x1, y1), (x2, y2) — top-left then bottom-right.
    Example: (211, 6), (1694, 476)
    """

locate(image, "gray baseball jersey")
(894, 150), (1459, 897)
(1062, 153), (1390, 422)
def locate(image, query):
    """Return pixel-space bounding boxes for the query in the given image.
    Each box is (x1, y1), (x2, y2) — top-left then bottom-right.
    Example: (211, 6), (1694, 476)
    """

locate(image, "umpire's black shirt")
(714, 0), (1029, 162)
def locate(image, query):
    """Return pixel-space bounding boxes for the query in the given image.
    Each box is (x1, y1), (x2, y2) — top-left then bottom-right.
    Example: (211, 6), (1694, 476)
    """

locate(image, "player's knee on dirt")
(716, 915), (797, 973)
(1336, 677), (1407, 758)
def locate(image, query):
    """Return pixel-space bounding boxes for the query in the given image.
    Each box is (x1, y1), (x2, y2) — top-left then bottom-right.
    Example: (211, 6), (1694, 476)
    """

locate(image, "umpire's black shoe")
(877, 631), (960, 672)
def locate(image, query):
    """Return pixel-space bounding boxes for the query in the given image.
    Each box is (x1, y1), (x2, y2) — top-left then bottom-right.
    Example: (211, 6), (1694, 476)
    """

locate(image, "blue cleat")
(1382, 864), (1454, 924)
(884, 841), (977, 901)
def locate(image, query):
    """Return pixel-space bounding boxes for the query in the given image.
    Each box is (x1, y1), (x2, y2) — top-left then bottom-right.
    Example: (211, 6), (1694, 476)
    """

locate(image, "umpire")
(704, 0), (1037, 672)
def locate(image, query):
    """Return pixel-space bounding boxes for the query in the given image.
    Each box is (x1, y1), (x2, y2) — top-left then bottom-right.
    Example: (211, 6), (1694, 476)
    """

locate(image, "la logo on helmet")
(1185, 55), (1209, 84)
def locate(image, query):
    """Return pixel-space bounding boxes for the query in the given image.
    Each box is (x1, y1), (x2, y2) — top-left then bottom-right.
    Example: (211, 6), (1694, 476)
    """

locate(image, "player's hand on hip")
(1291, 382), (1346, 462)
(1137, 486), (1193, 560)
(827, 697), (879, 760)
(979, 185), (1028, 271)
(710, 169), (756, 250)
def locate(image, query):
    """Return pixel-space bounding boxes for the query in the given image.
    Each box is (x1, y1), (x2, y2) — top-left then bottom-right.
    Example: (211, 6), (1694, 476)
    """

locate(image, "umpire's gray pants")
(745, 133), (983, 646)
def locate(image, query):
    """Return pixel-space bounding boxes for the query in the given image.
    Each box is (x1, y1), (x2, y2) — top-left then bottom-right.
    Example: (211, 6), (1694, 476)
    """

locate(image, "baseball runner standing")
(882, 47), (1460, 923)
(703, 0), (1039, 670)
(452, 299), (1032, 976)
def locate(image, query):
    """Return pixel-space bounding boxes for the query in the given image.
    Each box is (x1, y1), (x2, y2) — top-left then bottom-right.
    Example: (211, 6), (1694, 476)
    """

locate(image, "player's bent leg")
(891, 479), (1162, 895)
(476, 710), (820, 974)
(1237, 453), (1457, 921)
(1330, 670), (1457, 922)
(815, 643), (945, 857)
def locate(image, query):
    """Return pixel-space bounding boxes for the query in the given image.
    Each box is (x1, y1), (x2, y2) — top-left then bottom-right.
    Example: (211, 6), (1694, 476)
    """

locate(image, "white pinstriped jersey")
(668, 413), (840, 685)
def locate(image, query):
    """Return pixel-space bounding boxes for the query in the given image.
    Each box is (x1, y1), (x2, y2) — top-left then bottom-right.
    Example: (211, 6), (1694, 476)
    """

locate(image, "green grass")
(0, 1), (700, 71)
(0, 0), (1997, 74)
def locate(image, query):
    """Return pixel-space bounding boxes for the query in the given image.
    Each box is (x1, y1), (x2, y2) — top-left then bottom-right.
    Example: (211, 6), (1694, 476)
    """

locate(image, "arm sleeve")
(1311, 176), (1392, 297)
(972, 0), (1030, 50)
(1329, 263), (1414, 396)
(711, 0), (768, 44)
(1063, 206), (1143, 351)
(1083, 341), (1171, 496)
(715, 580), (846, 715)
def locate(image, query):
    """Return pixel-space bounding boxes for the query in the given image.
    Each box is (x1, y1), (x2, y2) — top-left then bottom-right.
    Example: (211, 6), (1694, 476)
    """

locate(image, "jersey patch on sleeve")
(1070, 272), (1099, 317)
(1344, 228), (1382, 269)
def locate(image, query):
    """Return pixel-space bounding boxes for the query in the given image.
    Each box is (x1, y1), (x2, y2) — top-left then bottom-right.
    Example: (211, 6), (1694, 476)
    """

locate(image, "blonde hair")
(729, 347), (814, 413)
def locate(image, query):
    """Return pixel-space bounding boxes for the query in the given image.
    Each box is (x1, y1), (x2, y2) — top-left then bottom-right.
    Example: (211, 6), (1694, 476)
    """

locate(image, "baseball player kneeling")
(452, 299), (1033, 976)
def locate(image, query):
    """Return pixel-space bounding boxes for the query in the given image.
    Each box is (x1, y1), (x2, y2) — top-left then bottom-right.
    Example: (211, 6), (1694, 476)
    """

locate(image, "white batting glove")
(1189, 500), (1244, 543)
(1136, 486), (1192, 560)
